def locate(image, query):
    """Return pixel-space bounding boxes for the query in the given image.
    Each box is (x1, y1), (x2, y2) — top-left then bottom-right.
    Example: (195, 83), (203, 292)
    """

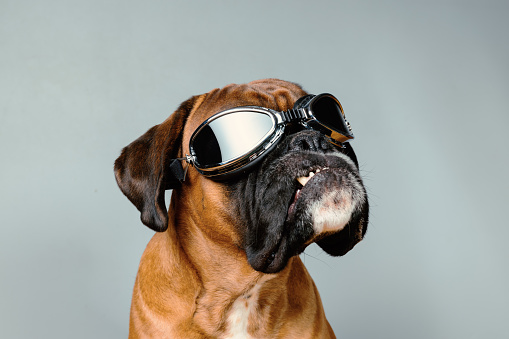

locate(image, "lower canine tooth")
(297, 176), (311, 186)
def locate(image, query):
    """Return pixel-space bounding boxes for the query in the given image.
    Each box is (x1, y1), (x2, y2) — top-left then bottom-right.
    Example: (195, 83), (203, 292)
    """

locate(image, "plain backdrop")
(1, 0), (508, 338)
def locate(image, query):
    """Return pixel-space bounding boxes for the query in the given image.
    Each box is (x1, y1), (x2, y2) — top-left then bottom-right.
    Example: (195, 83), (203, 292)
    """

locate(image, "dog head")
(115, 79), (369, 274)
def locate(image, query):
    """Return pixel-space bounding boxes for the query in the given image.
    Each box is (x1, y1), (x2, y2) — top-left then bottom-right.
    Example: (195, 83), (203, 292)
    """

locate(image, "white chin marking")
(310, 172), (365, 234)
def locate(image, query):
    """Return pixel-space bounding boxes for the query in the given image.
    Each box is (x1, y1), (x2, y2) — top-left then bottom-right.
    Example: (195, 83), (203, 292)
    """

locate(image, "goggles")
(169, 93), (354, 182)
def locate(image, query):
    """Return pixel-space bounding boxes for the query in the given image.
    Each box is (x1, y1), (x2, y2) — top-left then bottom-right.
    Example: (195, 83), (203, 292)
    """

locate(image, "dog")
(114, 79), (369, 338)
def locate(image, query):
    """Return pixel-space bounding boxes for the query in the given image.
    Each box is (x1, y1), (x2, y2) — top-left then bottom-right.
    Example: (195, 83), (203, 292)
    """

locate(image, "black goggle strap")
(281, 107), (351, 132)
(166, 155), (193, 188)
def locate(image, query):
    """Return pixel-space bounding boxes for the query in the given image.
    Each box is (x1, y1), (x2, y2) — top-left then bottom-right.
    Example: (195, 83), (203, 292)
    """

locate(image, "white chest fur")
(224, 277), (271, 339)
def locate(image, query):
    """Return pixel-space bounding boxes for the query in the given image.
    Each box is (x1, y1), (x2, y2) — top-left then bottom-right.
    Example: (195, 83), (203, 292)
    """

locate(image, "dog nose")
(287, 130), (331, 152)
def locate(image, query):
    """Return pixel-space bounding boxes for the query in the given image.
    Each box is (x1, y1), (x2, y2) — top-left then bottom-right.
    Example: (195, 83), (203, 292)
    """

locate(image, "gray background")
(1, 0), (508, 338)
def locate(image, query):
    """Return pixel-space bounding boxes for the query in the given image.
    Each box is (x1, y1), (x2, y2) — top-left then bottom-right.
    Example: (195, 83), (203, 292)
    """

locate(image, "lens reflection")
(192, 112), (274, 166)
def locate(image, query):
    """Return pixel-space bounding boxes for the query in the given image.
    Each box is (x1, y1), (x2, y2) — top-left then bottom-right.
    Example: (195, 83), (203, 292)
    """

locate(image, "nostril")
(289, 135), (312, 151)
(288, 131), (326, 152)
(299, 139), (311, 151)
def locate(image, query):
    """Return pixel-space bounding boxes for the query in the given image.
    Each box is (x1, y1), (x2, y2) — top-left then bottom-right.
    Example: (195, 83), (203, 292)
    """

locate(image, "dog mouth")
(263, 165), (342, 272)
(287, 167), (329, 220)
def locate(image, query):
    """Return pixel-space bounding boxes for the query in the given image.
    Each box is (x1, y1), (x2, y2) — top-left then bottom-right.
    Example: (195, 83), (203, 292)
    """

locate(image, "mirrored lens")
(192, 111), (274, 167)
(311, 96), (352, 136)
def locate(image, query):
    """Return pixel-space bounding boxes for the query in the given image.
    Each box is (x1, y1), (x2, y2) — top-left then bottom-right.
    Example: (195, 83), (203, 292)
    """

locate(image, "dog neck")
(167, 188), (328, 338)
(170, 192), (286, 336)
(130, 188), (332, 338)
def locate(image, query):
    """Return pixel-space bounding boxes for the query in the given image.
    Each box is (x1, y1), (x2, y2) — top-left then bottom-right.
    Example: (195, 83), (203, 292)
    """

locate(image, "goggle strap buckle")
(166, 156), (193, 187)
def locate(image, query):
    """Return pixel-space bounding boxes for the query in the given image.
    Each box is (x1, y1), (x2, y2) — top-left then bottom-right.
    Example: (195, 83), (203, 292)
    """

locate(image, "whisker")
(301, 251), (332, 270)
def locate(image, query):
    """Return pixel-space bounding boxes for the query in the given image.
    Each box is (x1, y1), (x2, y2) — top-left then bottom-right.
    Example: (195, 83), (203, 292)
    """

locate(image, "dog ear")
(114, 95), (202, 231)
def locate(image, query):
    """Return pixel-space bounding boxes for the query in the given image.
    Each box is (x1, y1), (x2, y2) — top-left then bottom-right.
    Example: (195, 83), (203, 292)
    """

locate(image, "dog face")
(228, 129), (368, 273)
(115, 79), (369, 274)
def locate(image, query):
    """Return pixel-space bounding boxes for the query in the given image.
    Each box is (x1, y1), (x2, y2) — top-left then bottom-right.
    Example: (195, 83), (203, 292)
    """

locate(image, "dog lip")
(289, 168), (321, 220)
(287, 188), (302, 219)
(262, 238), (291, 274)
(247, 241), (285, 273)
(287, 166), (333, 222)
(295, 167), (329, 187)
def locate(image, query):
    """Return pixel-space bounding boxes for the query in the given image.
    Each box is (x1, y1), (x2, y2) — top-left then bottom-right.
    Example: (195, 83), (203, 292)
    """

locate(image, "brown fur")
(115, 79), (336, 338)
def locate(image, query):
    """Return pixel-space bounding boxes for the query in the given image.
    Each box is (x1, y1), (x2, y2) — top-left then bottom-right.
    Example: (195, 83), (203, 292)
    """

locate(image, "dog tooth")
(309, 172), (315, 177)
(297, 176), (311, 187)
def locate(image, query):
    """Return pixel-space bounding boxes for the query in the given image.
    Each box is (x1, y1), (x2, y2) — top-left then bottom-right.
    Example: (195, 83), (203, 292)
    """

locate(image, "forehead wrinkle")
(196, 81), (306, 118)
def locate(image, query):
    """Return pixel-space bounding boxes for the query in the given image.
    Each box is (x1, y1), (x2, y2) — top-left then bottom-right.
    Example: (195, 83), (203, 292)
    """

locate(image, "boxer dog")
(114, 79), (369, 338)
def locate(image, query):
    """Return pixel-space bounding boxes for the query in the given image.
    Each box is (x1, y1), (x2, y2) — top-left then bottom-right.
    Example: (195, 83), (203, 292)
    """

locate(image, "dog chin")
(285, 152), (366, 232)
(304, 169), (366, 236)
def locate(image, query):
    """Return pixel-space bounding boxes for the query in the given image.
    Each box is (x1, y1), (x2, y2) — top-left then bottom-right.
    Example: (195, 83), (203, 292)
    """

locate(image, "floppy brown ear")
(114, 95), (202, 231)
